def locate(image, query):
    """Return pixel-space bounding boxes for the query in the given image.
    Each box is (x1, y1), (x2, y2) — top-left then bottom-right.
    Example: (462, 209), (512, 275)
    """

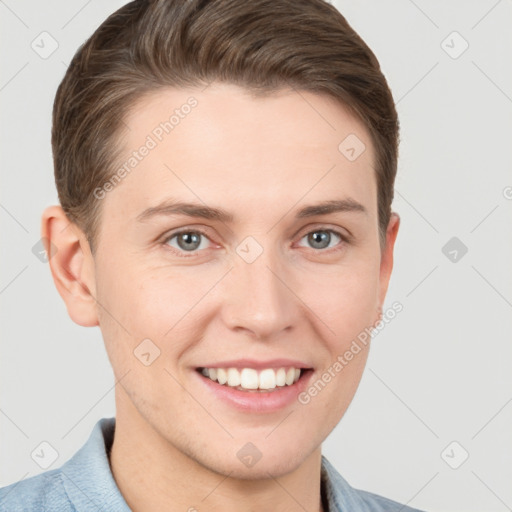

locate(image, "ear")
(376, 212), (400, 317)
(41, 205), (99, 327)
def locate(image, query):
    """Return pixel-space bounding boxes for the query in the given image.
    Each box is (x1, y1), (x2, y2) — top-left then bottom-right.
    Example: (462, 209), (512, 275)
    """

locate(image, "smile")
(197, 366), (302, 392)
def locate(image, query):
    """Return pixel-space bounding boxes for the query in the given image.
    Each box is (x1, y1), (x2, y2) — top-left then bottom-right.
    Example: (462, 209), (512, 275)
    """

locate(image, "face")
(87, 82), (398, 478)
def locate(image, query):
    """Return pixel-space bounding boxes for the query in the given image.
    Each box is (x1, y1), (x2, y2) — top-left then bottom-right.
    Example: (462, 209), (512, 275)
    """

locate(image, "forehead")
(104, 82), (377, 226)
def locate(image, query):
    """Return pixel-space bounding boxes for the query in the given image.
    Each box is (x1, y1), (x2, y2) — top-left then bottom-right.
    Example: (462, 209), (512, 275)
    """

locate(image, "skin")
(42, 82), (399, 512)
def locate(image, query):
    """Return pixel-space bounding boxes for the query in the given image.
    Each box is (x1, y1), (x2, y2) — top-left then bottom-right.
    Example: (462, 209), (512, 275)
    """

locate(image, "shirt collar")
(60, 417), (131, 512)
(60, 416), (362, 512)
(321, 454), (372, 511)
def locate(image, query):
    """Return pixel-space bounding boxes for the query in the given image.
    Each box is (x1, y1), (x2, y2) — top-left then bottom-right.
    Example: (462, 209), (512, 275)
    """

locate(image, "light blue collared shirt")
(0, 417), (425, 511)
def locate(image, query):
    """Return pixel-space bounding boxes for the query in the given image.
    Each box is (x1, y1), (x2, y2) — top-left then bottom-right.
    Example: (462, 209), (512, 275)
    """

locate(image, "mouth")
(195, 366), (313, 393)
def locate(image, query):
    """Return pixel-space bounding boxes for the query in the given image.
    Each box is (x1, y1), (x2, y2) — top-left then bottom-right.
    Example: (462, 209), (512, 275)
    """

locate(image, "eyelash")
(161, 226), (351, 258)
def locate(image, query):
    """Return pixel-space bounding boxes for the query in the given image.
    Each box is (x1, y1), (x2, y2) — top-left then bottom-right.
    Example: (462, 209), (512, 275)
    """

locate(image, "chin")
(201, 441), (314, 481)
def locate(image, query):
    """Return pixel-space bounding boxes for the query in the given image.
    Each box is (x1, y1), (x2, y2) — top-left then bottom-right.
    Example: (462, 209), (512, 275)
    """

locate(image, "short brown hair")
(52, 0), (399, 254)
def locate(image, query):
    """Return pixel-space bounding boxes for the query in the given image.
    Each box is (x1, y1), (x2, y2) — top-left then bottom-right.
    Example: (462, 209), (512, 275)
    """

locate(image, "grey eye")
(167, 231), (210, 252)
(299, 230), (342, 250)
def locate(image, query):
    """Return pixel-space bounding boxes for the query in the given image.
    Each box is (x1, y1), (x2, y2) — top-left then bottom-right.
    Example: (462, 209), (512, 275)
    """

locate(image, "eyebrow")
(136, 197), (367, 223)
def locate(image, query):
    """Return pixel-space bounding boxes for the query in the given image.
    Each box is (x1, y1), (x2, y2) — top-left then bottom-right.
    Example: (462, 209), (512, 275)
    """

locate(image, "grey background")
(1, 1), (511, 511)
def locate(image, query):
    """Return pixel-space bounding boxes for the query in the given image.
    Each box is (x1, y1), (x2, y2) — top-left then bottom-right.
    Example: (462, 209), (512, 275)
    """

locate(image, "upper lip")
(196, 358), (313, 370)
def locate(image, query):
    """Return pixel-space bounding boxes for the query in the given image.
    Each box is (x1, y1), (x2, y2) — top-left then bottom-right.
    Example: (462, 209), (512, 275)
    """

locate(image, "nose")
(220, 247), (297, 340)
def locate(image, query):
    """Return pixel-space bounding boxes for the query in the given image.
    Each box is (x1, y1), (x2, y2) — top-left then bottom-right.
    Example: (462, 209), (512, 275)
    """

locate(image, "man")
(0, 0), (424, 510)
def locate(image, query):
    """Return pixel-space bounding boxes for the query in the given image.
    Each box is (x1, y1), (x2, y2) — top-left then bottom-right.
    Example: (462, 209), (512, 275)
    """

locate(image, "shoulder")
(1, 417), (129, 512)
(321, 456), (425, 512)
(0, 469), (73, 512)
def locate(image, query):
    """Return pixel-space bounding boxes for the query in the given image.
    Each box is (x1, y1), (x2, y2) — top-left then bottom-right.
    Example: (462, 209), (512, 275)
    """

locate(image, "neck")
(109, 394), (326, 512)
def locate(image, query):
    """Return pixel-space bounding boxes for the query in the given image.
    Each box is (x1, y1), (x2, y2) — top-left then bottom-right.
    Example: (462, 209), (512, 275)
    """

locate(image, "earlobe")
(41, 205), (99, 327)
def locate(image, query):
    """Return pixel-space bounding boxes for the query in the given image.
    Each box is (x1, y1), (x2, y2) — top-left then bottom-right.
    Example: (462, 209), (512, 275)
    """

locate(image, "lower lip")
(194, 369), (314, 413)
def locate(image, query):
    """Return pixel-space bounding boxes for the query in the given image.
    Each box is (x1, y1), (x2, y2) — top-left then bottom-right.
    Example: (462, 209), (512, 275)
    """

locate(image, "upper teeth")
(200, 367), (301, 390)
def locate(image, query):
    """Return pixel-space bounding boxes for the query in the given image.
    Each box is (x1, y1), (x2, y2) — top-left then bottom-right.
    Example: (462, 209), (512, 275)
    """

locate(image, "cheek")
(297, 258), (380, 343)
(303, 261), (378, 420)
(94, 257), (210, 362)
